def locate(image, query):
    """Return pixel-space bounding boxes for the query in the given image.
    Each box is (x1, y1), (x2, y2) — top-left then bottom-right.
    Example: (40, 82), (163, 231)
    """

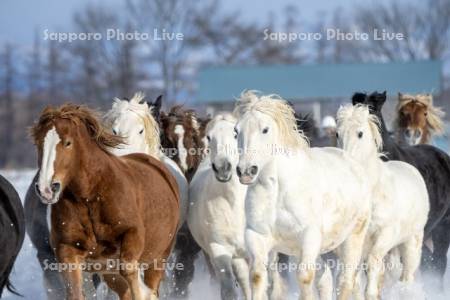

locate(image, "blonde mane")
(397, 93), (445, 135)
(337, 104), (383, 151)
(233, 90), (308, 149)
(205, 112), (236, 134)
(104, 92), (161, 156)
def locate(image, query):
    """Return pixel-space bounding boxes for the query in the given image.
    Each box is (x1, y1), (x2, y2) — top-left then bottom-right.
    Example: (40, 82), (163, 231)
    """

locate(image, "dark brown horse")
(395, 93), (445, 145)
(31, 104), (180, 300)
(159, 106), (207, 182)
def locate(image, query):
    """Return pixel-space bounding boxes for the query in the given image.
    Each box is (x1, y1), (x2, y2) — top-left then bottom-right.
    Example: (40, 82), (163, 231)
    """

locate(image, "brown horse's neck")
(68, 142), (116, 200)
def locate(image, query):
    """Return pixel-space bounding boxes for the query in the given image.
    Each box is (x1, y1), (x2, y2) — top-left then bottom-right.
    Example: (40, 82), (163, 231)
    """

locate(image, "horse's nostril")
(211, 163), (218, 173)
(34, 183), (41, 196)
(414, 130), (422, 139)
(51, 182), (61, 193)
(405, 129), (412, 138)
(236, 166), (242, 177)
(250, 166), (258, 175)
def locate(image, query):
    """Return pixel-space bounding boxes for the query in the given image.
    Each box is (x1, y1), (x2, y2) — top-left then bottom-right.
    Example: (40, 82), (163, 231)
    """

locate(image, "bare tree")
(126, 0), (198, 105)
(352, 0), (450, 61)
(188, 0), (302, 65)
(0, 44), (15, 167)
(70, 4), (144, 106)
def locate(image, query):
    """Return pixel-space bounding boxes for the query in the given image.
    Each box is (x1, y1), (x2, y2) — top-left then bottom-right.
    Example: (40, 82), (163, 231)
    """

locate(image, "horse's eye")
(112, 129), (118, 135)
(64, 140), (72, 147)
(336, 132), (339, 139)
(234, 129), (238, 139)
(139, 129), (144, 135)
(262, 127), (269, 134)
(424, 112), (428, 116)
(358, 131), (363, 138)
(206, 135), (211, 142)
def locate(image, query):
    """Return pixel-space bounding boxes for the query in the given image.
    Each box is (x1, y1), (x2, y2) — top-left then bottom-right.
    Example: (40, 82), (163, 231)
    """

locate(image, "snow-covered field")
(1, 169), (449, 299)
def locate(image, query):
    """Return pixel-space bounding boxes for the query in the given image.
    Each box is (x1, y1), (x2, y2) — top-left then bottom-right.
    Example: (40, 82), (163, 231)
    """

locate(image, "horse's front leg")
(56, 243), (87, 300)
(336, 216), (369, 300)
(210, 243), (238, 300)
(120, 227), (145, 300)
(297, 227), (321, 300)
(246, 229), (271, 300)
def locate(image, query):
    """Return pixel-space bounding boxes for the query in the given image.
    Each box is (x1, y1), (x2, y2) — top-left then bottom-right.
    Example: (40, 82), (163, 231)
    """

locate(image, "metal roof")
(197, 60), (442, 103)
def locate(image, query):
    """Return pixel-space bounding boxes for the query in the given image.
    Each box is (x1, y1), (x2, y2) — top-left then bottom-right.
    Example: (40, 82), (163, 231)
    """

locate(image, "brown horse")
(159, 106), (208, 182)
(31, 104), (180, 300)
(395, 93), (445, 145)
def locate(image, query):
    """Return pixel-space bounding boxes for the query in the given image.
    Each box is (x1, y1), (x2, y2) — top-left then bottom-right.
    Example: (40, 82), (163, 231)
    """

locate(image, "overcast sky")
(0, 0), (409, 48)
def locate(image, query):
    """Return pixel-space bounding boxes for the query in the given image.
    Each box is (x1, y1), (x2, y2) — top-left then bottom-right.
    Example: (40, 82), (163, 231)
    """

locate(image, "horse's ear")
(154, 95), (163, 111)
(379, 91), (387, 104)
(398, 92), (403, 99)
(352, 93), (367, 105)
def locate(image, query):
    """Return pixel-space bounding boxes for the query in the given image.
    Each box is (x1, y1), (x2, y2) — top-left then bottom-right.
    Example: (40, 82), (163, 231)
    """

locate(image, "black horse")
(0, 173), (25, 297)
(24, 173), (65, 299)
(352, 91), (450, 288)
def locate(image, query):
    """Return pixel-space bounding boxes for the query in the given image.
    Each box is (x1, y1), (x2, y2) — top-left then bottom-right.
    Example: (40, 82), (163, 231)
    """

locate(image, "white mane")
(104, 92), (161, 156)
(233, 90), (308, 149)
(337, 104), (383, 151)
(205, 112), (236, 133)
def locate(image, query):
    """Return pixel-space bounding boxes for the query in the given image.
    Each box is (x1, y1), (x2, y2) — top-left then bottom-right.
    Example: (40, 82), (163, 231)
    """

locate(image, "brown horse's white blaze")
(36, 127), (62, 204)
(31, 104), (180, 300)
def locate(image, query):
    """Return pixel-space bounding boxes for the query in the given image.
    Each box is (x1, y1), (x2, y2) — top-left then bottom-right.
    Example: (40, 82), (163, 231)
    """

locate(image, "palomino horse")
(0, 174), (25, 297)
(159, 106), (207, 182)
(234, 91), (370, 300)
(105, 93), (202, 297)
(353, 91), (450, 289)
(395, 93), (445, 145)
(104, 92), (188, 224)
(31, 104), (180, 300)
(337, 104), (429, 299)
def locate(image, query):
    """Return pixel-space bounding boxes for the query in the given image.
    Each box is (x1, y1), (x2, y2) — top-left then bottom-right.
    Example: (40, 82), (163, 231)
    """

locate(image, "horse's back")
(308, 147), (365, 181)
(159, 154), (188, 223)
(384, 160), (429, 218)
(122, 153), (180, 201)
(0, 174), (25, 243)
(0, 174), (25, 297)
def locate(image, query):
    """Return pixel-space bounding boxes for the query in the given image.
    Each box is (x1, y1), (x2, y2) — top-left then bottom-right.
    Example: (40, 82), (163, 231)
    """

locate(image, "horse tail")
(0, 258), (21, 297)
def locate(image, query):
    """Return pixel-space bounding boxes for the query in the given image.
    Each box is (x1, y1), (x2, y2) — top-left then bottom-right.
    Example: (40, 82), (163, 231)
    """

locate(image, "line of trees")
(0, 0), (449, 168)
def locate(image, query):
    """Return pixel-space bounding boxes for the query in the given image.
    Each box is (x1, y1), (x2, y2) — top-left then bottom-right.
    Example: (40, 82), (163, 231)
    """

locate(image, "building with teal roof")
(196, 60), (443, 123)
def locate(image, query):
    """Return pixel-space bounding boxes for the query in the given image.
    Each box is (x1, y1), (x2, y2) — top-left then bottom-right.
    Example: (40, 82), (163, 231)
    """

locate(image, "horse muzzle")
(212, 161), (233, 183)
(35, 181), (61, 204)
(236, 165), (258, 185)
(404, 128), (422, 146)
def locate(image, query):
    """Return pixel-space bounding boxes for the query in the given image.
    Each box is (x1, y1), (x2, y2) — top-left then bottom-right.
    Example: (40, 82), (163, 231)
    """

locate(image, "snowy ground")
(1, 169), (449, 299)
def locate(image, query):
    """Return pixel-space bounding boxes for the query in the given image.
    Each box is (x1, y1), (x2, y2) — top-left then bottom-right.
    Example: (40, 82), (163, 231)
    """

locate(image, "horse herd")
(0, 90), (449, 300)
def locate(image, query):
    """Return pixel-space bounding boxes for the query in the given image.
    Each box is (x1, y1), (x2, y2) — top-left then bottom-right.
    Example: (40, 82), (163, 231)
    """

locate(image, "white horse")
(336, 104), (429, 300)
(188, 113), (251, 299)
(234, 91), (371, 300)
(104, 92), (188, 224)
